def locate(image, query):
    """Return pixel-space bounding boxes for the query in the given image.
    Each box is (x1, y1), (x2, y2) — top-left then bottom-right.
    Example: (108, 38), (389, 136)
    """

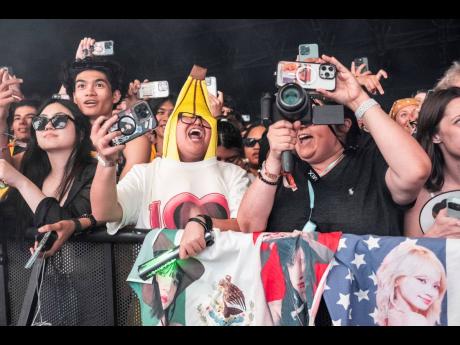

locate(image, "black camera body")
(260, 62), (345, 173)
(110, 100), (157, 146)
(261, 83), (344, 126)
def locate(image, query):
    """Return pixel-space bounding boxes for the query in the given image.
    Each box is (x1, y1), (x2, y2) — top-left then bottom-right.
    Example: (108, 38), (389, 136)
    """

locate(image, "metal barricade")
(0, 226), (148, 326)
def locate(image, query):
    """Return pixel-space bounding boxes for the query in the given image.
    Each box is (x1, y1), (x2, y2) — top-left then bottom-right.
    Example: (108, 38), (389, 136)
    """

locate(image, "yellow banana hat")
(162, 65), (217, 161)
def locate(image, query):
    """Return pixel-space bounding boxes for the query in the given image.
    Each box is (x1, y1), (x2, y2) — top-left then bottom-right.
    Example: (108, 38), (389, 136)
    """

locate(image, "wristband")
(70, 218), (82, 234)
(354, 98), (379, 120)
(80, 214), (97, 228)
(96, 153), (117, 167)
(196, 214), (213, 231)
(261, 160), (280, 181)
(258, 171), (279, 186)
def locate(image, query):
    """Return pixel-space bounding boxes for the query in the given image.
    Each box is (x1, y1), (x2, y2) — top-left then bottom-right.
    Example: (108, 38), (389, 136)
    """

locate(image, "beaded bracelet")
(258, 171), (279, 186)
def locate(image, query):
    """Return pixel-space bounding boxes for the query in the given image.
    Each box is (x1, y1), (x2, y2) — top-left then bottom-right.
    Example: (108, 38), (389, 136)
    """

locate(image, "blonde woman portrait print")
(376, 241), (447, 326)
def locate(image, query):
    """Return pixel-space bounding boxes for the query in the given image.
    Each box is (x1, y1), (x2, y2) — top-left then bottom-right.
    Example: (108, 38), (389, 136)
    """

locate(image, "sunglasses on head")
(242, 137), (263, 147)
(32, 113), (75, 131)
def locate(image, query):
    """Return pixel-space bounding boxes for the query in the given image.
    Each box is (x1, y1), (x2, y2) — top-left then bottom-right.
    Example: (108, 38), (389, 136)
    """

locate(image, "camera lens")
(328, 66), (334, 72)
(275, 83), (309, 122)
(321, 65), (326, 71)
(325, 72), (330, 78)
(118, 116), (136, 135)
(280, 86), (302, 107)
(135, 103), (151, 120)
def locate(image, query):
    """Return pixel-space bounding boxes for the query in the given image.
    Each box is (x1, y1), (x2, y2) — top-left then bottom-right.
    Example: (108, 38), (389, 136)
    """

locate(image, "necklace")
(316, 152), (345, 177)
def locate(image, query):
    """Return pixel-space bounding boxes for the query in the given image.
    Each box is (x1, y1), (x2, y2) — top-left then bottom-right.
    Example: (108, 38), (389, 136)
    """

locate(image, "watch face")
(419, 190), (460, 233)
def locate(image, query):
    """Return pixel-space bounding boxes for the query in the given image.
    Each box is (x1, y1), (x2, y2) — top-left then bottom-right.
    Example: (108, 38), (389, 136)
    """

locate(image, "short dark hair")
(7, 99), (41, 129)
(217, 117), (243, 152)
(147, 94), (178, 114)
(61, 57), (126, 102)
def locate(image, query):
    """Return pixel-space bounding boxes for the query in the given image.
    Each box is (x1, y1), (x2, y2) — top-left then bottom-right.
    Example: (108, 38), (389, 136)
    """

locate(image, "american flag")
(323, 234), (453, 326)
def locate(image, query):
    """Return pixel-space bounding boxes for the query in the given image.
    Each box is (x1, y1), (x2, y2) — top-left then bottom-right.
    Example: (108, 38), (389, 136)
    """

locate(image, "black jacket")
(33, 161), (97, 228)
(0, 161), (97, 238)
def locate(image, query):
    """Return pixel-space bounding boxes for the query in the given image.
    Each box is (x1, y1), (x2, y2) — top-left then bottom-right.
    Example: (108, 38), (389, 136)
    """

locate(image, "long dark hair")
(15, 99), (93, 233)
(416, 87), (460, 192)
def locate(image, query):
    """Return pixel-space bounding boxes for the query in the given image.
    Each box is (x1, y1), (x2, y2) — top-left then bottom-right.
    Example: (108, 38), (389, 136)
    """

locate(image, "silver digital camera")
(109, 101), (157, 146)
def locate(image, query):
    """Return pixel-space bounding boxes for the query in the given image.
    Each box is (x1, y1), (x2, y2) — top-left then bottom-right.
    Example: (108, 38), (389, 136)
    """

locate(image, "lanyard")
(302, 153), (345, 233)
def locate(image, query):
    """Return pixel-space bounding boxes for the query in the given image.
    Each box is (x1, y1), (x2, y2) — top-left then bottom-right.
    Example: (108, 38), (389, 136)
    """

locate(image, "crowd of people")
(1, 36), (460, 325)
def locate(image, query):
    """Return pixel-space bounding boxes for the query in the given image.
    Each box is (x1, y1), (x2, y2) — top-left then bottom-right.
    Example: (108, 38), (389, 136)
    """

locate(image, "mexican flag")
(127, 229), (341, 326)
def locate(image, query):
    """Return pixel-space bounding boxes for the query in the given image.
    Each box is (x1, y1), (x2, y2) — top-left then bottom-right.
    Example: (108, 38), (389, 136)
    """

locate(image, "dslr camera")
(262, 60), (344, 126)
(261, 60), (344, 173)
(109, 100), (158, 146)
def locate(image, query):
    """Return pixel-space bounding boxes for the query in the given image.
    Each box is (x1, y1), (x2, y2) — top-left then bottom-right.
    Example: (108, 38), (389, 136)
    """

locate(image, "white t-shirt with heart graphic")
(106, 157), (250, 234)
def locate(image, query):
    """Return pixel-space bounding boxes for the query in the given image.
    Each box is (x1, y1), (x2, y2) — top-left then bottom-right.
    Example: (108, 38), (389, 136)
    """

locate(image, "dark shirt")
(267, 144), (413, 236)
(1, 161), (97, 237)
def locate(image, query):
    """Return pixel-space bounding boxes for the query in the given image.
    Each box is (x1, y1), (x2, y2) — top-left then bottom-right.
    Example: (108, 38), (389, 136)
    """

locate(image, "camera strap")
(282, 172), (298, 192)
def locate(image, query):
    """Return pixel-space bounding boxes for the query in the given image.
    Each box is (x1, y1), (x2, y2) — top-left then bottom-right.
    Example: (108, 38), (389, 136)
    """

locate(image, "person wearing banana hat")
(91, 65), (250, 258)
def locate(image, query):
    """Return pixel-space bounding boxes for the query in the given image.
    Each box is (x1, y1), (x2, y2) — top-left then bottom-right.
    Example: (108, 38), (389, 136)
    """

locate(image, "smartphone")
(1, 66), (23, 100)
(1, 66), (13, 75)
(24, 231), (58, 269)
(276, 61), (336, 91)
(138, 81), (170, 99)
(353, 57), (369, 73)
(298, 44), (319, 60)
(205, 76), (218, 96)
(92, 40), (114, 56)
(241, 114), (251, 123)
(447, 197), (460, 219)
(52, 93), (70, 100)
(110, 101), (158, 146)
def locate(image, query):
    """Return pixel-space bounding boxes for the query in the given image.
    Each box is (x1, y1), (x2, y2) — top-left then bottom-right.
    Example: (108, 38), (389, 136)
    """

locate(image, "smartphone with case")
(276, 61), (336, 91)
(353, 57), (369, 73)
(91, 40), (114, 56)
(205, 76), (217, 96)
(109, 101), (157, 146)
(298, 44), (319, 60)
(447, 197), (460, 219)
(138, 81), (170, 99)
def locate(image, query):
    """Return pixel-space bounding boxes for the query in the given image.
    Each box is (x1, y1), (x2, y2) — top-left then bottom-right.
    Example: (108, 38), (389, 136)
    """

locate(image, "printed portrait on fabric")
(324, 234), (448, 326)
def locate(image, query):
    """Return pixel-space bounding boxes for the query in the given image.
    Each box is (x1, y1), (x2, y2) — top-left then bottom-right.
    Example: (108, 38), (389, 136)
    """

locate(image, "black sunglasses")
(242, 137), (263, 147)
(32, 113), (75, 131)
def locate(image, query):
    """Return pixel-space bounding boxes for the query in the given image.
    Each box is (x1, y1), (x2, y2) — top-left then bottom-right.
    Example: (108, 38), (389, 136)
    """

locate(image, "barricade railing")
(0, 226), (149, 326)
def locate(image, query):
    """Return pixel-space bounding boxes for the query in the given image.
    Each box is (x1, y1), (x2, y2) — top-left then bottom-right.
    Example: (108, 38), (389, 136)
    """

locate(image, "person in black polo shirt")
(238, 54), (431, 235)
(237, 55), (432, 324)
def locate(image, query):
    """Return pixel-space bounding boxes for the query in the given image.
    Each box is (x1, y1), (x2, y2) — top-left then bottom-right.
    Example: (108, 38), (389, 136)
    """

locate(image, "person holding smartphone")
(0, 98), (97, 257)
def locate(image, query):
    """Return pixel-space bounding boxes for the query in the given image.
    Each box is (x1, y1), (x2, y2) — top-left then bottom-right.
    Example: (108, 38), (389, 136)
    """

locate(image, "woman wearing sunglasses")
(0, 98), (97, 257)
(242, 124), (267, 178)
